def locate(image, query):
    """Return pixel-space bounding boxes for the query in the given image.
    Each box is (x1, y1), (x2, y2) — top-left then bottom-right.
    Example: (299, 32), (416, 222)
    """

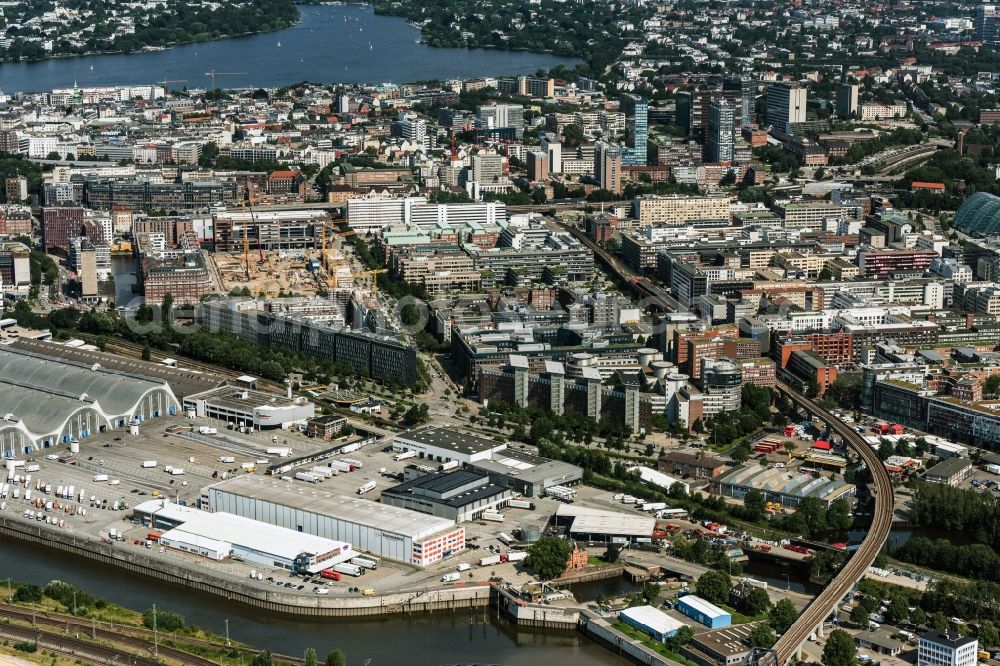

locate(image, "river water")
(0, 5), (579, 93)
(1, 538), (622, 666)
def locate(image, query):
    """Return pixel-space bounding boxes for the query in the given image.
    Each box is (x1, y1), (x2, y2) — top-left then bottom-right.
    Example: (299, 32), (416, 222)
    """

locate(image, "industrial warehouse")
(393, 426), (582, 498)
(182, 386), (316, 430)
(133, 500), (355, 571)
(710, 463), (856, 507)
(380, 468), (513, 522)
(553, 504), (656, 543)
(204, 474), (466, 566)
(0, 345), (180, 456)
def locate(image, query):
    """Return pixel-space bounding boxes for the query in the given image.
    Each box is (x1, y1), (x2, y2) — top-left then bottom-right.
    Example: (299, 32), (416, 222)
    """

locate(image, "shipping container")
(507, 499), (535, 510)
(438, 460), (460, 472)
(340, 442), (361, 454)
(479, 554), (502, 566)
(328, 461), (351, 473)
(267, 447), (291, 457)
(167, 468), (184, 476)
(351, 557), (377, 570)
(310, 467), (334, 479)
(481, 510), (504, 523)
(441, 572), (460, 583)
(393, 450), (417, 462)
(141, 461), (157, 468)
(91, 474), (108, 482)
(217, 456), (236, 463)
(506, 551), (527, 562)
(342, 458), (363, 469)
(295, 472), (320, 484)
(320, 569), (342, 581)
(357, 481), (376, 495)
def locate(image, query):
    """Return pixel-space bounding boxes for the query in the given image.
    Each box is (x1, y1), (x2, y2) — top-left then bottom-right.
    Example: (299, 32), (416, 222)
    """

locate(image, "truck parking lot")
(1, 414), (640, 598)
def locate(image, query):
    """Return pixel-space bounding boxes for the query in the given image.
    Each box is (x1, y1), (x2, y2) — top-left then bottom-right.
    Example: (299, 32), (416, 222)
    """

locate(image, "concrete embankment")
(0, 516), (489, 618)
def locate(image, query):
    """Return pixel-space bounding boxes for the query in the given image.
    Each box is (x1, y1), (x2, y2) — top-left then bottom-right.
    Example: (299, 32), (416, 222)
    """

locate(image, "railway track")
(0, 605), (303, 666)
(769, 381), (894, 664)
(76, 335), (284, 392)
(0, 620), (161, 666)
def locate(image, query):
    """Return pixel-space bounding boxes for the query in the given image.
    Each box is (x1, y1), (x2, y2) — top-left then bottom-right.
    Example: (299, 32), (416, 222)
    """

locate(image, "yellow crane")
(161, 79), (187, 94)
(318, 223), (356, 289)
(349, 269), (387, 295)
(204, 70), (246, 95)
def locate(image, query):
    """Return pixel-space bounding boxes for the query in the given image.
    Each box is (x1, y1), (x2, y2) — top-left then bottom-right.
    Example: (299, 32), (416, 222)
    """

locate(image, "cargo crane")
(239, 185), (262, 280)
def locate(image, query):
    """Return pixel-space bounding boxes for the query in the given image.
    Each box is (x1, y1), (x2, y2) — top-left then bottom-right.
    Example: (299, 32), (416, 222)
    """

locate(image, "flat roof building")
(918, 631), (978, 666)
(183, 386), (315, 430)
(467, 447), (583, 498)
(133, 500), (354, 572)
(677, 594), (731, 629)
(205, 475), (464, 567)
(619, 605), (687, 642)
(393, 426), (506, 463)
(380, 468), (513, 522)
(554, 504), (655, 543)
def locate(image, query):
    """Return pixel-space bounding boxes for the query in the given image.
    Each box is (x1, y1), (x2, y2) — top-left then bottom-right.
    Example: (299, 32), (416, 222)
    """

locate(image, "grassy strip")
(612, 621), (701, 666)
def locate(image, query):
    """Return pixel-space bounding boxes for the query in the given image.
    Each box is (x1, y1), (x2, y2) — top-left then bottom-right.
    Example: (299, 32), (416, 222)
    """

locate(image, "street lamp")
(782, 573), (791, 591)
(224, 619), (230, 646)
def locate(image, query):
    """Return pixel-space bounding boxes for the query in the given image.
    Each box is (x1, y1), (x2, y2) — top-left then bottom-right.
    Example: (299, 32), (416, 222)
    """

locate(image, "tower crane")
(161, 79), (187, 95)
(204, 70), (246, 93)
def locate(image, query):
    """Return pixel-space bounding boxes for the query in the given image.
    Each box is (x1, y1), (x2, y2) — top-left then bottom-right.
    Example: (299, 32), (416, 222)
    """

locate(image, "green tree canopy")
(695, 569), (732, 605)
(525, 536), (573, 579)
(822, 630), (857, 666)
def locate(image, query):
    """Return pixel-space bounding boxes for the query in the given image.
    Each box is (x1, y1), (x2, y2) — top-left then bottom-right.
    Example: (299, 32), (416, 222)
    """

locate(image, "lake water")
(1, 538), (622, 666)
(0, 5), (579, 93)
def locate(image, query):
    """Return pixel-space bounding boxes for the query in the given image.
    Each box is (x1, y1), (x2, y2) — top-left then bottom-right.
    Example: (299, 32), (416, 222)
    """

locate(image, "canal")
(1, 538), (624, 665)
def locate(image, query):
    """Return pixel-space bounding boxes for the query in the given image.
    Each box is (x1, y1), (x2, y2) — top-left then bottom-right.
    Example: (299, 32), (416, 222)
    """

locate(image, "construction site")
(210, 208), (386, 299)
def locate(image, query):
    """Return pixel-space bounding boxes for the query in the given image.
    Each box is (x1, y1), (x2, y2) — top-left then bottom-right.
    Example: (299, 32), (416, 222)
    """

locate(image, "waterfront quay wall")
(580, 611), (686, 666)
(0, 516), (489, 618)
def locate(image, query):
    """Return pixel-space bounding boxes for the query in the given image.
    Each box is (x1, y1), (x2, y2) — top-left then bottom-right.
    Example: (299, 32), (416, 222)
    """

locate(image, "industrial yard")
(0, 415), (630, 598)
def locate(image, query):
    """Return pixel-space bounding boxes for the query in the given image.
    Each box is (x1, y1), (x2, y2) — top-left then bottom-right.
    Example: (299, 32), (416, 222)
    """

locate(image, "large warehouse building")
(183, 386), (315, 430)
(710, 463), (856, 507)
(554, 504), (656, 543)
(204, 475), (465, 567)
(380, 468), (513, 522)
(133, 500), (354, 572)
(393, 426), (582, 498)
(0, 345), (180, 457)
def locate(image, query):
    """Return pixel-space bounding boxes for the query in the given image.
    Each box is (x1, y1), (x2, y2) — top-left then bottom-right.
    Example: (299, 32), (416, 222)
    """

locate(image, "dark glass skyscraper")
(623, 96), (648, 166)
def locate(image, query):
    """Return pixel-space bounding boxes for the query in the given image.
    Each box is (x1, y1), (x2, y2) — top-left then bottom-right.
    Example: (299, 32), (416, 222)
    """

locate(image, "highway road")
(767, 381), (894, 665)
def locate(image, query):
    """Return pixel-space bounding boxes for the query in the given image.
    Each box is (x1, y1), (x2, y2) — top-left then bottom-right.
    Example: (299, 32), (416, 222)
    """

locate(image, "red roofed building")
(265, 170), (305, 198)
(911, 181), (945, 193)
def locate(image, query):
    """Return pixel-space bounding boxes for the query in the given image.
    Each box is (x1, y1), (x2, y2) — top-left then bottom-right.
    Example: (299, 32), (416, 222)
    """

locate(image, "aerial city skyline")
(1, 0), (1000, 665)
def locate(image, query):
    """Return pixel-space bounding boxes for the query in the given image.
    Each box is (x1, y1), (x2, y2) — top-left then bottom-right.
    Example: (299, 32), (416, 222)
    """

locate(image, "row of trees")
(909, 482), (1000, 550)
(893, 537), (1000, 583)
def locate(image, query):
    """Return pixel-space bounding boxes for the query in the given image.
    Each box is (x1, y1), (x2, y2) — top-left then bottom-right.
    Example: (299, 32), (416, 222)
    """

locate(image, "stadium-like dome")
(953, 191), (1000, 235)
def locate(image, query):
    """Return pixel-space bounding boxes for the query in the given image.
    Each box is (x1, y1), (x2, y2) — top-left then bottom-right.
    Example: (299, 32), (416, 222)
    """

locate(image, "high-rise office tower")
(528, 152), (549, 181)
(766, 82), (807, 133)
(977, 4), (1000, 42)
(723, 76), (756, 127)
(594, 141), (621, 194)
(706, 100), (736, 163)
(835, 83), (860, 118)
(622, 96), (648, 166)
(540, 133), (563, 173)
(476, 104), (525, 138)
